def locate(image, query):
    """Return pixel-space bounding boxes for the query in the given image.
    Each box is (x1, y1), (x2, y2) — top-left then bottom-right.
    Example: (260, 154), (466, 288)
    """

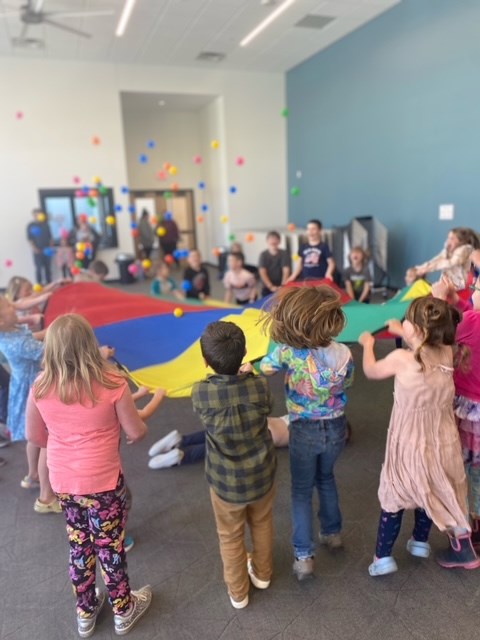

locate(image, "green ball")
(290, 186), (300, 196)
(87, 197), (97, 207)
(164, 191), (173, 200)
(228, 233), (236, 242)
(98, 185), (108, 195)
(281, 108), (289, 118)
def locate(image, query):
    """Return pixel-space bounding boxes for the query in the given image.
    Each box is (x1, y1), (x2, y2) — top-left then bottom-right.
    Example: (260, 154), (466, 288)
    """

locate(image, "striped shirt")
(192, 373), (276, 504)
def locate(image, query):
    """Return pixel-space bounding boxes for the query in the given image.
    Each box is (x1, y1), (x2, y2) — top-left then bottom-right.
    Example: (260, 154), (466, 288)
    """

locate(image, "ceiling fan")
(0, 0), (114, 40)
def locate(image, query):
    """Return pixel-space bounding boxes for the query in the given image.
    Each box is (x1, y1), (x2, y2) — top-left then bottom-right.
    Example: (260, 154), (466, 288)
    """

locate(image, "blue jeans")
(289, 416), (346, 559)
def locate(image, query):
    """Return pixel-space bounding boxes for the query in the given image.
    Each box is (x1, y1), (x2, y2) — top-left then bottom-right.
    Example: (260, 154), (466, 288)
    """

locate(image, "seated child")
(343, 247), (372, 302)
(151, 261), (184, 300)
(73, 260), (109, 283)
(223, 252), (257, 305)
(192, 321), (276, 609)
(183, 249), (210, 300)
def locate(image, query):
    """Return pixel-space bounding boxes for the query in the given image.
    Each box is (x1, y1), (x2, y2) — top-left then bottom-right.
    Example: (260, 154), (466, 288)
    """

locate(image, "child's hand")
(385, 319), (403, 336)
(99, 345), (116, 360)
(135, 385), (150, 399)
(152, 388), (167, 400)
(238, 362), (254, 374)
(358, 332), (375, 348)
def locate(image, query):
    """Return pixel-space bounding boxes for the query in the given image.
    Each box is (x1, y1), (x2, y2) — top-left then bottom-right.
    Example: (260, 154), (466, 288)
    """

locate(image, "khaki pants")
(210, 484), (275, 601)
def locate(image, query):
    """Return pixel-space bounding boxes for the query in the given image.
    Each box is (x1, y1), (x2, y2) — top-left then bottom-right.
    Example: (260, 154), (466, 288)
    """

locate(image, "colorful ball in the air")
(157, 171), (168, 181)
(71, 267), (81, 276)
(164, 254), (175, 265)
(89, 216), (97, 225)
(76, 242), (86, 252)
(168, 166), (178, 175)
(115, 204), (123, 213)
(201, 204), (208, 212)
(287, 223), (296, 231)
(79, 214), (88, 223)
(131, 229), (139, 238)
(128, 263), (139, 276)
(139, 154), (148, 164)
(220, 215), (229, 224)
(229, 186), (237, 194)
(245, 233), (255, 242)
(33, 283), (43, 293)
(4, 259), (13, 268)
(182, 280), (193, 292)
(147, 139), (156, 149)
(197, 215), (205, 223)
(212, 247), (222, 257)
(211, 140), (220, 149)
(236, 156), (245, 166)
(290, 186), (300, 196)
(37, 212), (46, 222)
(121, 186), (129, 194)
(76, 251), (85, 261)
(198, 181), (206, 190)
(43, 247), (56, 257)
(142, 259), (152, 270)
(173, 308), (184, 318)
(157, 227), (166, 237)
(106, 216), (116, 225)
(193, 155), (202, 165)
(164, 212), (173, 221)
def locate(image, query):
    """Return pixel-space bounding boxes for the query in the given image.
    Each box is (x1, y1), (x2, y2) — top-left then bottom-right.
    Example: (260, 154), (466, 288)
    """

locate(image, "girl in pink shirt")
(26, 314), (152, 638)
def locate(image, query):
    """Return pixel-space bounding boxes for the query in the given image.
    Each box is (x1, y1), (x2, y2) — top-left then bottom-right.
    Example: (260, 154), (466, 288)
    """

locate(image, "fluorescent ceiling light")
(240, 0), (297, 47)
(115, 0), (137, 37)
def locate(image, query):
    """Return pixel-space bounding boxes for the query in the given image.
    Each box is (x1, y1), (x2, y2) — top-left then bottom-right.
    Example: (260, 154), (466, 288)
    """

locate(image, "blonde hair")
(260, 285), (345, 349)
(349, 246), (369, 266)
(405, 296), (461, 370)
(6, 276), (31, 302)
(34, 314), (123, 404)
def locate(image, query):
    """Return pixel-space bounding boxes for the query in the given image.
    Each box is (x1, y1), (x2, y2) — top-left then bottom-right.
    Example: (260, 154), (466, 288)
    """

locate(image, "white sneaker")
(229, 594), (249, 609)
(368, 556), (398, 576)
(114, 586), (152, 636)
(148, 430), (182, 457)
(148, 448), (184, 469)
(406, 538), (431, 558)
(247, 555), (270, 589)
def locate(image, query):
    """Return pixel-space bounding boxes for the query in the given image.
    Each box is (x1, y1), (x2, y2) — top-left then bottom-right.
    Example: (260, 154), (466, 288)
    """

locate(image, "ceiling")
(0, 0), (401, 73)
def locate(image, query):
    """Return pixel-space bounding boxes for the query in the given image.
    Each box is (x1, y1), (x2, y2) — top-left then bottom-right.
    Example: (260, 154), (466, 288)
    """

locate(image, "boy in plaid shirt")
(192, 321), (276, 609)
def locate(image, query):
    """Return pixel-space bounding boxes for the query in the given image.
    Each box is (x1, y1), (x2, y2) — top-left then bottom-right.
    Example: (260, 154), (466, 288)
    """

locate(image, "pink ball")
(193, 155), (203, 165)
(157, 170), (168, 181)
(236, 156), (245, 166)
(5, 259), (13, 268)
(73, 176), (81, 184)
(15, 111), (24, 120)
(128, 263), (139, 275)
(75, 190), (84, 198)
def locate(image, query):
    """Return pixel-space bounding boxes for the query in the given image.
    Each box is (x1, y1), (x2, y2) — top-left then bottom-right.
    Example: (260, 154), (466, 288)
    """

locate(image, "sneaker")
(368, 556), (398, 577)
(293, 557), (314, 581)
(406, 538), (431, 558)
(148, 430), (182, 457)
(77, 590), (106, 638)
(34, 497), (62, 514)
(114, 585), (152, 636)
(318, 532), (344, 550)
(124, 535), (135, 553)
(21, 475), (40, 490)
(148, 448), (184, 469)
(247, 555), (270, 589)
(229, 594), (249, 609)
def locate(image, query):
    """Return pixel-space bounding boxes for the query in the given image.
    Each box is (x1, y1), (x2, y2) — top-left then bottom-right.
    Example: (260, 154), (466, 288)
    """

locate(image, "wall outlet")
(439, 204), (454, 220)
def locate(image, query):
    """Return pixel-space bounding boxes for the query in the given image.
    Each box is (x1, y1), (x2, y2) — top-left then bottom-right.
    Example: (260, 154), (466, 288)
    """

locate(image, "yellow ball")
(211, 140), (220, 149)
(76, 242), (86, 252)
(106, 216), (116, 225)
(168, 166), (178, 175)
(173, 308), (184, 318)
(33, 283), (43, 293)
(157, 227), (167, 237)
(293, 253), (300, 261)
(93, 176), (102, 184)
(89, 216), (97, 225)
(142, 259), (152, 269)
(37, 212), (46, 222)
(220, 215), (229, 224)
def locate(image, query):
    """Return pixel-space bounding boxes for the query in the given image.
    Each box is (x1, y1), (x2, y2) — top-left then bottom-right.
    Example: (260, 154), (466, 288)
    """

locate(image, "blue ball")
(139, 154), (149, 164)
(130, 222), (138, 230)
(128, 205), (136, 214)
(180, 249), (190, 259)
(198, 181), (206, 190)
(147, 139), (156, 149)
(121, 186), (129, 194)
(173, 249), (181, 259)
(115, 204), (123, 213)
(43, 247), (56, 257)
(201, 204), (208, 212)
(164, 211), (173, 221)
(229, 186), (237, 194)
(182, 280), (193, 292)
(84, 248), (93, 258)
(82, 185), (90, 194)
(30, 226), (41, 237)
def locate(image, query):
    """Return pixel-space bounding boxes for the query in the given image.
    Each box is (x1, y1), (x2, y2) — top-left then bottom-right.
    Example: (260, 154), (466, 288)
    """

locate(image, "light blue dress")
(0, 325), (44, 441)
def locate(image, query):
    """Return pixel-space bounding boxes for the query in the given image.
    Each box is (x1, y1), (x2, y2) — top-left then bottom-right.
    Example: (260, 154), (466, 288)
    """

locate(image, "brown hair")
(6, 276), (32, 302)
(405, 296), (461, 370)
(34, 314), (123, 404)
(451, 227), (480, 250)
(200, 321), (246, 375)
(260, 285), (345, 349)
(349, 246), (369, 266)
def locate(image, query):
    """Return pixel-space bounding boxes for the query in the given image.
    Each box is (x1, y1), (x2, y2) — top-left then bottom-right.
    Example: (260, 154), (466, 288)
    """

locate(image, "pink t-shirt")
(454, 309), (480, 402)
(223, 269), (256, 302)
(32, 377), (128, 495)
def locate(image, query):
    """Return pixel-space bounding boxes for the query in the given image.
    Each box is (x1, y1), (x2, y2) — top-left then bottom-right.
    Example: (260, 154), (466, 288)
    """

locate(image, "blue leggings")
(180, 431), (206, 464)
(375, 508), (433, 558)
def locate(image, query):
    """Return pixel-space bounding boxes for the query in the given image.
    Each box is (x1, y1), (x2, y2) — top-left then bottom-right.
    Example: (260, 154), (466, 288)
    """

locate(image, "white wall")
(0, 57), (287, 286)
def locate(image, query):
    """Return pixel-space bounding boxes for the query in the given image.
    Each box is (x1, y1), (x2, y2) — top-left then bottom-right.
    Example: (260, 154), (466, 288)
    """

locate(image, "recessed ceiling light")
(116, 0), (137, 37)
(240, 0), (297, 47)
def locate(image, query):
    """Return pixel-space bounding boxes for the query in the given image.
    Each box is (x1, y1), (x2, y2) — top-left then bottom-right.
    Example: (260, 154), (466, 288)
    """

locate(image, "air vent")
(12, 37), (45, 49)
(295, 15), (335, 30)
(196, 51), (225, 63)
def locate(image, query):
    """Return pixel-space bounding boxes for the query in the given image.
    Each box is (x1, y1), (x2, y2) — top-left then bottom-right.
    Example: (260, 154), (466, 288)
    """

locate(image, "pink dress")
(378, 349), (469, 531)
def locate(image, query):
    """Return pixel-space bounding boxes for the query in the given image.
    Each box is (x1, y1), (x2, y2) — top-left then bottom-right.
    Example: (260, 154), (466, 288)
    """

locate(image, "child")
(183, 249), (210, 300)
(432, 274), (480, 545)
(259, 286), (353, 580)
(6, 275), (58, 331)
(26, 314), (152, 637)
(0, 295), (59, 511)
(73, 259), (109, 283)
(223, 252), (257, 304)
(286, 219), (335, 282)
(258, 231), (291, 298)
(343, 246), (372, 302)
(192, 321), (276, 609)
(148, 415), (290, 469)
(359, 296), (479, 576)
(56, 235), (74, 278)
(151, 260), (184, 300)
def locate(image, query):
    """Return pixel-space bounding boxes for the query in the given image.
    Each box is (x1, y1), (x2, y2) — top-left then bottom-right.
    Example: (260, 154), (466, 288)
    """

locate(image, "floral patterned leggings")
(56, 473), (132, 616)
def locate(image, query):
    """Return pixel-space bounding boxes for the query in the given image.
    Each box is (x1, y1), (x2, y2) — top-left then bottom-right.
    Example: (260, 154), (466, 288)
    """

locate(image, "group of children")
(1, 222), (480, 635)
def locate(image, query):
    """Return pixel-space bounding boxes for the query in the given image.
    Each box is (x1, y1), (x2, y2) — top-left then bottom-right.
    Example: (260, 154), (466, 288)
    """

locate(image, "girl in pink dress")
(359, 296), (479, 576)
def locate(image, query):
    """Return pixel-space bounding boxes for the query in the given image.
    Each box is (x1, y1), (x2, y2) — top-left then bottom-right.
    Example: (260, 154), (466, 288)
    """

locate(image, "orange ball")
(212, 247), (222, 257)
(197, 215), (205, 223)
(245, 233), (255, 242)
(164, 254), (175, 265)
(287, 223), (296, 231)
(75, 251), (85, 260)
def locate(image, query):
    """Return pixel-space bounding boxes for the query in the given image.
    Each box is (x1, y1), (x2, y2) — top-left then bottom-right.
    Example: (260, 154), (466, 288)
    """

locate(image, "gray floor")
(1, 273), (478, 640)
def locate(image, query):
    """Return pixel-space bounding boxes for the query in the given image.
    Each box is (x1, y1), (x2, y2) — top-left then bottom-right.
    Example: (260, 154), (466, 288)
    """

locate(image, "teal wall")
(286, 0), (480, 286)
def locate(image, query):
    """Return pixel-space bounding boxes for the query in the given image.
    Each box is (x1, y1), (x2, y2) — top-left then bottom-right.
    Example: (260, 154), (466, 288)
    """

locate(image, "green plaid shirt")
(192, 372), (276, 504)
